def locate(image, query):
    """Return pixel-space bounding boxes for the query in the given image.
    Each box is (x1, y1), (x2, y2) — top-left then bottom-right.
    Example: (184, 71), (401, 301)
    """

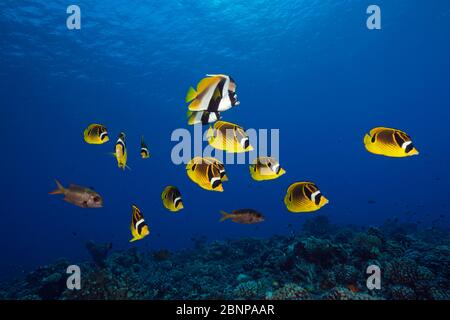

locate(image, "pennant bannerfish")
(187, 110), (221, 125)
(185, 74), (239, 113)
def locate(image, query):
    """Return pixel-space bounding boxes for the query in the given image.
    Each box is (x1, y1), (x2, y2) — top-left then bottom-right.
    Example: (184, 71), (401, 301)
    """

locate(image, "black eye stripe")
(243, 138), (249, 149)
(212, 179), (222, 189)
(303, 185), (313, 199)
(207, 165), (214, 181)
(315, 193), (322, 205)
(371, 133), (376, 143)
(394, 132), (405, 147)
(137, 222), (146, 234)
(405, 143), (414, 153)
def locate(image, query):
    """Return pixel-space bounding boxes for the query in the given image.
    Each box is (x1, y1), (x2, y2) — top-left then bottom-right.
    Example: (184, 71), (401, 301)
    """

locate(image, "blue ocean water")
(0, 0), (449, 282)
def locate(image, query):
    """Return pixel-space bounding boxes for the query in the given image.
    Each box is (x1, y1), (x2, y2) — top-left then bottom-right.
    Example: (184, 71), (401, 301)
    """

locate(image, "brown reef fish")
(219, 209), (265, 224)
(49, 179), (103, 208)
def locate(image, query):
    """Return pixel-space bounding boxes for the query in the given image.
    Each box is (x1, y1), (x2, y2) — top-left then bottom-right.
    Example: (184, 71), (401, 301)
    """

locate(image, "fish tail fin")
(185, 86), (197, 103)
(186, 110), (196, 125)
(206, 126), (214, 141)
(363, 134), (371, 146)
(219, 210), (231, 222)
(49, 179), (65, 195)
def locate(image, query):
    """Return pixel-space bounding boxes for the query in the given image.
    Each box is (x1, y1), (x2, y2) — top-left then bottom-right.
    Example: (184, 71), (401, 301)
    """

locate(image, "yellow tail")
(363, 134), (371, 146)
(219, 210), (231, 222)
(185, 86), (197, 103)
(206, 126), (214, 141)
(186, 110), (196, 125)
(49, 179), (65, 195)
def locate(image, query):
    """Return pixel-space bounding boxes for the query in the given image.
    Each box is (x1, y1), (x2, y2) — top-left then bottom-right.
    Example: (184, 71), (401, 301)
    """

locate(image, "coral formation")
(0, 217), (449, 300)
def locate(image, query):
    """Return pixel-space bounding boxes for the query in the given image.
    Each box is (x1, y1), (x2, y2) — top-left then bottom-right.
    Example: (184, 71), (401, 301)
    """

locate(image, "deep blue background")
(1, 0), (449, 281)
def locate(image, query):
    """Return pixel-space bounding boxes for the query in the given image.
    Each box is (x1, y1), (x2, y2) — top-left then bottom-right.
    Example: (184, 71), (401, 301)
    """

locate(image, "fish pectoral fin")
(363, 134), (372, 145)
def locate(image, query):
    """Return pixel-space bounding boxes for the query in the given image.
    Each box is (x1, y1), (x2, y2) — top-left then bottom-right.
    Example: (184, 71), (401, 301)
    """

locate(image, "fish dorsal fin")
(197, 76), (221, 94)
(69, 184), (85, 192)
(132, 205), (143, 224)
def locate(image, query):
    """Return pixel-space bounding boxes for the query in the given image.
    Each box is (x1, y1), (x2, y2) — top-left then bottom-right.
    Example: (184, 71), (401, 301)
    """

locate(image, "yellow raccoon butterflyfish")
(161, 186), (184, 212)
(203, 157), (228, 181)
(113, 132), (129, 170)
(140, 136), (150, 159)
(364, 127), (419, 157)
(186, 157), (226, 192)
(207, 121), (253, 153)
(83, 124), (109, 144)
(185, 74), (239, 113)
(284, 182), (329, 213)
(249, 157), (286, 181)
(130, 204), (150, 242)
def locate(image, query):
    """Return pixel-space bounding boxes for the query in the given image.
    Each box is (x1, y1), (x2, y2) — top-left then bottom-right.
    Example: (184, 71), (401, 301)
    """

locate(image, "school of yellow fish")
(50, 74), (420, 242)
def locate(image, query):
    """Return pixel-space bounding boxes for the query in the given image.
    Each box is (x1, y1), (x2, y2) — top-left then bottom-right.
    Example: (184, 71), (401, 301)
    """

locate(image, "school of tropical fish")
(49, 74), (420, 243)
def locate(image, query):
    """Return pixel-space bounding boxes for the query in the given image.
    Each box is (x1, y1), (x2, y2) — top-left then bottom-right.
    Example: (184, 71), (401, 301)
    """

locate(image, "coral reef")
(85, 241), (112, 269)
(266, 283), (310, 300)
(0, 217), (449, 300)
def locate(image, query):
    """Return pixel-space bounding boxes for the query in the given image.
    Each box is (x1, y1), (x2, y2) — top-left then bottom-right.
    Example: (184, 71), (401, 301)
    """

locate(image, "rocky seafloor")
(1, 216), (449, 300)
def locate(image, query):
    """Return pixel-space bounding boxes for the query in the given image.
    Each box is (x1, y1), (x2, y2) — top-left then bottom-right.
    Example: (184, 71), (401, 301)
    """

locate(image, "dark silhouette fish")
(49, 179), (103, 208)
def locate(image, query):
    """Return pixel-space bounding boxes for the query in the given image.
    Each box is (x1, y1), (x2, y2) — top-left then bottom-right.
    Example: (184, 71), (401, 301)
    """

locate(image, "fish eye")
(93, 196), (100, 202)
